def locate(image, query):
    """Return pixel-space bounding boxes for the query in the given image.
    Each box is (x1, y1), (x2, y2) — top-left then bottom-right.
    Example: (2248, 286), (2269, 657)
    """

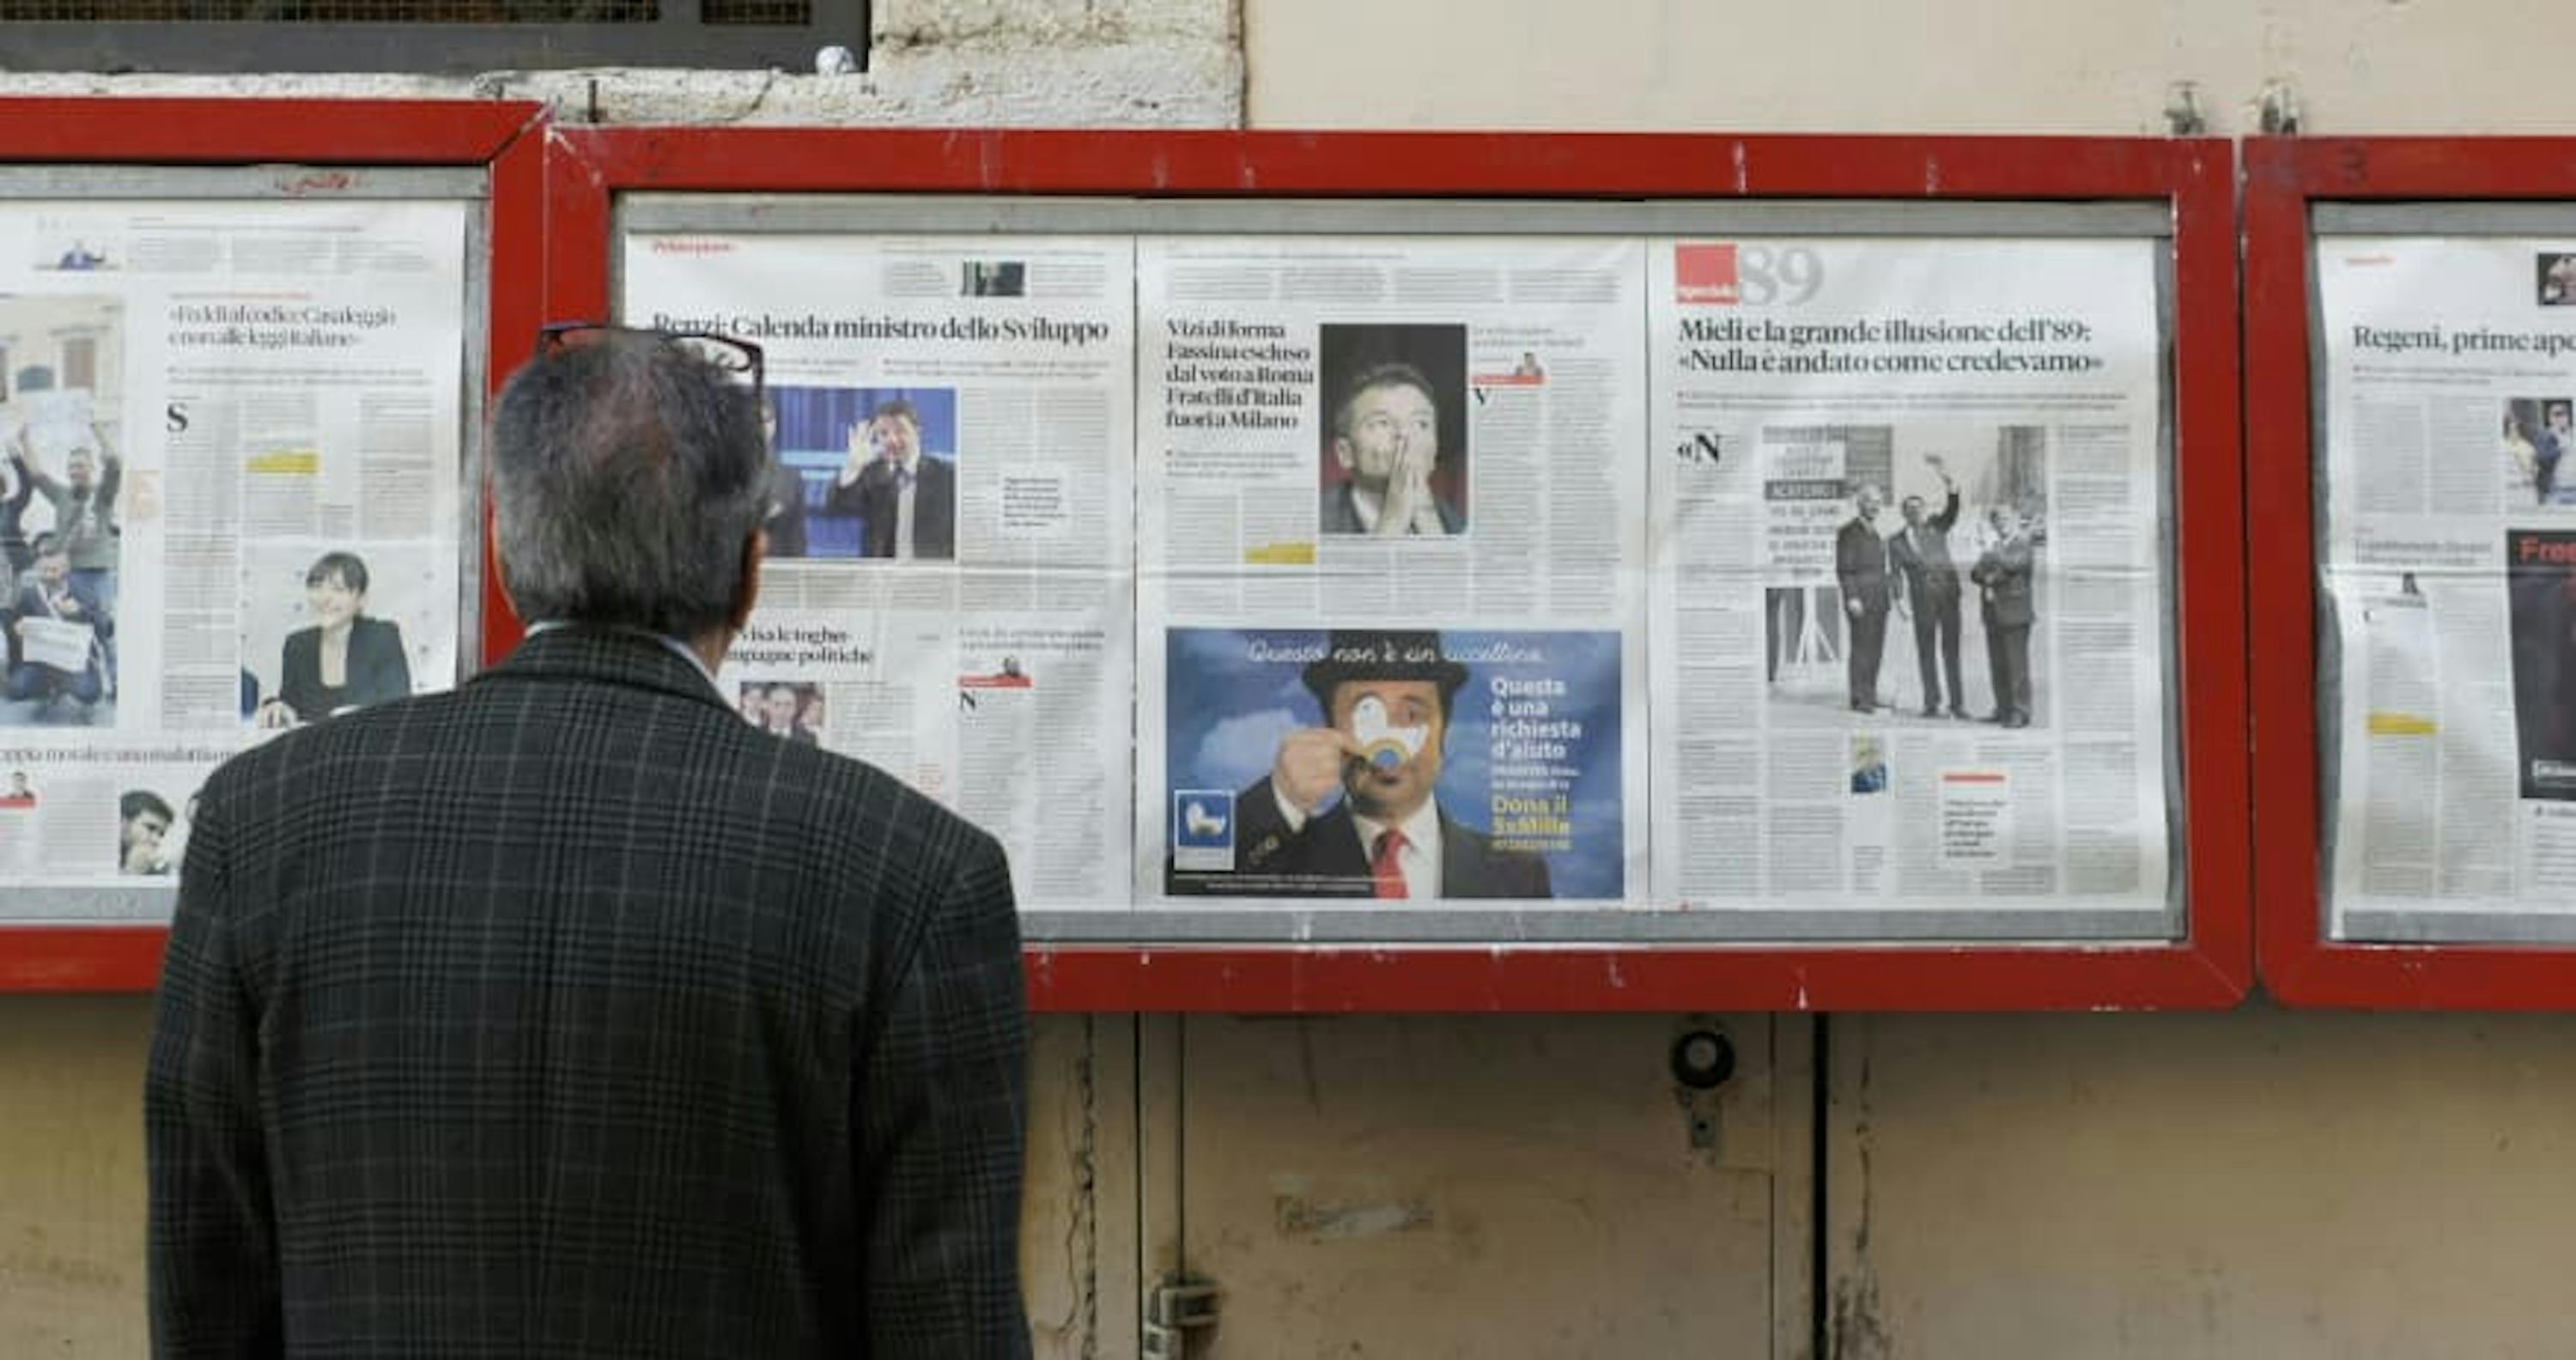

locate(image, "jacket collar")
(477, 623), (735, 714)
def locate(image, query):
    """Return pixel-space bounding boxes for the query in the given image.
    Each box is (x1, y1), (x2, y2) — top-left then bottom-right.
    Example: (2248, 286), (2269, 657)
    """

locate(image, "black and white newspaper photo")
(239, 543), (442, 730)
(0, 754), (213, 889)
(1647, 238), (2172, 933)
(2318, 236), (2576, 938)
(1133, 234), (1652, 914)
(1755, 423), (2050, 728)
(2, 197), (467, 920)
(624, 228), (1136, 910)
(2, 296), (122, 733)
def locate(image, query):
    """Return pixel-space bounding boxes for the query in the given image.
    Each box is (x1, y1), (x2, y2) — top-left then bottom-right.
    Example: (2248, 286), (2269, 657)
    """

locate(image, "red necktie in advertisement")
(1370, 828), (1408, 900)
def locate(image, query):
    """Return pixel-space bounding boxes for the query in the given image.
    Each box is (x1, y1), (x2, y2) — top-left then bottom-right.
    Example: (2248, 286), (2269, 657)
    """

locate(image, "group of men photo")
(2, 422), (119, 723)
(1836, 455), (2042, 728)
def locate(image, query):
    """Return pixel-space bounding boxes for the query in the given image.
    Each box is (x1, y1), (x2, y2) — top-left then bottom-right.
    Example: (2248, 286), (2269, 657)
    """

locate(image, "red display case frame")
(0, 97), (548, 993)
(2245, 137), (2576, 1007)
(559, 129), (2250, 1011)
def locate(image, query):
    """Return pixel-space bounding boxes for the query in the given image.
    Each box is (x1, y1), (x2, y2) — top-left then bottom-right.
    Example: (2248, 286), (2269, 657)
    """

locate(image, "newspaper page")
(1647, 238), (2172, 932)
(623, 231), (1135, 911)
(1135, 236), (1650, 910)
(2315, 236), (2576, 940)
(2, 199), (467, 920)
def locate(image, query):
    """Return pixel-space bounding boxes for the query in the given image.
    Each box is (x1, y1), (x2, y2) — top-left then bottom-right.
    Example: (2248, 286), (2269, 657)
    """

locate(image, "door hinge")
(1143, 1277), (1218, 1359)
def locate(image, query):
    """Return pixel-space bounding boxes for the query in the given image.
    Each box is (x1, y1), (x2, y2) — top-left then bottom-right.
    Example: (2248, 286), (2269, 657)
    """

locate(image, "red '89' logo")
(1675, 243), (1739, 305)
(1676, 242), (1825, 306)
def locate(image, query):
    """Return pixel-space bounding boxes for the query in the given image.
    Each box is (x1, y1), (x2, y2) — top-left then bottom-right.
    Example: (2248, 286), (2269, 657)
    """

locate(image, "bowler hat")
(1300, 630), (1469, 709)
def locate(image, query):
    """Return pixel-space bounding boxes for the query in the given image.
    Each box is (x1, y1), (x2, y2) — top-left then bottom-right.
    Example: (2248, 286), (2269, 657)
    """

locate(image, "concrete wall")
(1172, 1015), (1806, 1357)
(9, 1), (2576, 1356)
(1243, 0), (2563, 135)
(0, 0), (1241, 126)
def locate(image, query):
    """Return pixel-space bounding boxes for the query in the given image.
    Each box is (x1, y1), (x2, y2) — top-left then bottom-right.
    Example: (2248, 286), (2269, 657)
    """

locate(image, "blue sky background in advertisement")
(1167, 627), (1624, 899)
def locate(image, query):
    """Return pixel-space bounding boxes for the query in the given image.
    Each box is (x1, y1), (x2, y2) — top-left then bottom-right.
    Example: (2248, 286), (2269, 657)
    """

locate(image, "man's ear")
(732, 527), (768, 632)
(1331, 438), (1356, 473)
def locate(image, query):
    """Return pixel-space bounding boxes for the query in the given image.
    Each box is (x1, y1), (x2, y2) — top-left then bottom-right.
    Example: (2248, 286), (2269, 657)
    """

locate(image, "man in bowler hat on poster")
(1171, 629), (1551, 900)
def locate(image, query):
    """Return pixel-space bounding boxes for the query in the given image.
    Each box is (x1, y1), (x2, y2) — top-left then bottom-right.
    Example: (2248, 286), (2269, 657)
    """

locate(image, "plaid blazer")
(147, 626), (1030, 1358)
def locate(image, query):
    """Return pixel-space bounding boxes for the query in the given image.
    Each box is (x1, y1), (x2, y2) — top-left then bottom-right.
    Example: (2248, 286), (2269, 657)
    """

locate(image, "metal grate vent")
(700, 0), (807, 22)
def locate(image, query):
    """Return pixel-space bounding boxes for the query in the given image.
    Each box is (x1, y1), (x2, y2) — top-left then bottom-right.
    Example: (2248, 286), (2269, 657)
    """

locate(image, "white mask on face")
(1350, 695), (1428, 772)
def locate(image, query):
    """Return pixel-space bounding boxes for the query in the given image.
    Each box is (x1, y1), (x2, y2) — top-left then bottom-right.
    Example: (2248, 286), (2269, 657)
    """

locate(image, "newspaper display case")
(542, 129), (2251, 1011)
(2248, 137), (2576, 1007)
(0, 98), (545, 992)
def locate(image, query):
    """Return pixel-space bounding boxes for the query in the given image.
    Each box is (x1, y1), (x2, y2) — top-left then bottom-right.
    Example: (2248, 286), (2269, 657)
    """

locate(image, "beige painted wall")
(1175, 1014), (1806, 1358)
(0, 1008), (1142, 1357)
(0, 996), (149, 1355)
(1827, 1007), (2576, 1358)
(1245, 0), (2561, 135)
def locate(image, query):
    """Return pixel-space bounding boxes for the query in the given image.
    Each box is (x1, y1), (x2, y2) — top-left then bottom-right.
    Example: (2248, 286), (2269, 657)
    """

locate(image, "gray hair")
(490, 332), (769, 639)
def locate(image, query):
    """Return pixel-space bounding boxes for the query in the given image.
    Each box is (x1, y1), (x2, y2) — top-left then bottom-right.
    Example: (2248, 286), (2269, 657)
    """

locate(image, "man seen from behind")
(146, 328), (1031, 1357)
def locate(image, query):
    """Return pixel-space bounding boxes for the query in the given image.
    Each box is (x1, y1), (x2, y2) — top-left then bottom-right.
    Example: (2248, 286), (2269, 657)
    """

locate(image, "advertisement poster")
(1160, 627), (1621, 903)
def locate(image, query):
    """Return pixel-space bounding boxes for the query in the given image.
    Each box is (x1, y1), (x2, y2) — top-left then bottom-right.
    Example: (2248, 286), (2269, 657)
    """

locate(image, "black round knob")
(1669, 1029), (1735, 1090)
